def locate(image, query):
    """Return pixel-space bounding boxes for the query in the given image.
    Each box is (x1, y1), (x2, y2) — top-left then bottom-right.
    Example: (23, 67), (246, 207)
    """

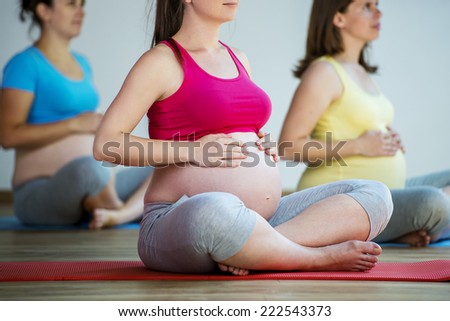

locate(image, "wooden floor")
(1, 201), (449, 301)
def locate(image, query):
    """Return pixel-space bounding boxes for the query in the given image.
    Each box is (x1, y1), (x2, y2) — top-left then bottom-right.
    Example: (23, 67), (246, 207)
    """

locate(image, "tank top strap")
(218, 41), (250, 77)
(318, 56), (351, 88)
(162, 39), (249, 79)
(160, 39), (191, 65)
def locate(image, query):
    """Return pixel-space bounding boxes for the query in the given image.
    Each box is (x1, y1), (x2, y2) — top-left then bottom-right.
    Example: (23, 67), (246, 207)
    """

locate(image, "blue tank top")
(1, 46), (99, 124)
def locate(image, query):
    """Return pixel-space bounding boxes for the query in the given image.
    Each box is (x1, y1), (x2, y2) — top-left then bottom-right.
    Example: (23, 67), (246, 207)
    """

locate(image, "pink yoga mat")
(1, 260), (450, 282)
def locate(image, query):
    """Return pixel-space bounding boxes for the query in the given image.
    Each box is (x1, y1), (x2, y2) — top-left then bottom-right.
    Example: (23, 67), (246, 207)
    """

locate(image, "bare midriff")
(145, 132), (282, 219)
(13, 135), (95, 187)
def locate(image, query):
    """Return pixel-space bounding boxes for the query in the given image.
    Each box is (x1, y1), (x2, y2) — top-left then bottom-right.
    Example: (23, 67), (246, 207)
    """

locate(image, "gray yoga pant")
(374, 169), (450, 243)
(138, 179), (392, 273)
(13, 156), (153, 225)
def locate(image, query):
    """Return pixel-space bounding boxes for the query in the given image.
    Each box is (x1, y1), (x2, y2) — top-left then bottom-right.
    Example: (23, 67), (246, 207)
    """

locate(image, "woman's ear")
(35, 2), (51, 23)
(333, 12), (346, 29)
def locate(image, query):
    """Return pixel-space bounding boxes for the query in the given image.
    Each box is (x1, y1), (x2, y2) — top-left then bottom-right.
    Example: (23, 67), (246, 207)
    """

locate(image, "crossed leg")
(219, 214), (381, 276)
(89, 175), (152, 229)
(138, 181), (391, 276)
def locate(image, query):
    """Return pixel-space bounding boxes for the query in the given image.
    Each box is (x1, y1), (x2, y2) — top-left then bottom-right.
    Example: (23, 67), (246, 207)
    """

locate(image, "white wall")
(0, 0), (449, 191)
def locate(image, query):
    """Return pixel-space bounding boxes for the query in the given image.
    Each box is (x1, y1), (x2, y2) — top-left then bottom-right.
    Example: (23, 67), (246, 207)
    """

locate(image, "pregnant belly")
(13, 135), (95, 187)
(145, 133), (282, 219)
(300, 152), (406, 190)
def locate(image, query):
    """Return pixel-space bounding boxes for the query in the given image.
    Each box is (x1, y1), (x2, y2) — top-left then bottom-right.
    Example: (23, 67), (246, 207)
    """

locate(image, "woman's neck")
(174, 15), (222, 51)
(334, 51), (360, 64)
(35, 32), (72, 62)
(334, 35), (366, 64)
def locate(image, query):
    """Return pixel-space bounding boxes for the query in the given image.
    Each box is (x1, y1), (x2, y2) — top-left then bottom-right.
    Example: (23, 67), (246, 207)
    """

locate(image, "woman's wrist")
(67, 117), (80, 134)
(169, 140), (194, 164)
(344, 139), (362, 156)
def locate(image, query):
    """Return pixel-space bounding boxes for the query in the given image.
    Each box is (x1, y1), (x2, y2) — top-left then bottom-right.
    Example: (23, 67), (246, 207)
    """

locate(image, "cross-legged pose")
(0, 0), (153, 229)
(94, 0), (393, 275)
(279, 0), (450, 247)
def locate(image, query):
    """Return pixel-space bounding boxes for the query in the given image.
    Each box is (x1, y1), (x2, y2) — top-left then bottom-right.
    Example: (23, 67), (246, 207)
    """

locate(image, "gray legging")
(138, 179), (393, 273)
(13, 156), (153, 225)
(373, 169), (450, 243)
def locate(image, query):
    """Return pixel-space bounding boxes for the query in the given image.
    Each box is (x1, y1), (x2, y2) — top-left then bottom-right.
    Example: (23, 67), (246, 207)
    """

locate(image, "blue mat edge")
(0, 216), (140, 231)
(1, 216), (449, 247)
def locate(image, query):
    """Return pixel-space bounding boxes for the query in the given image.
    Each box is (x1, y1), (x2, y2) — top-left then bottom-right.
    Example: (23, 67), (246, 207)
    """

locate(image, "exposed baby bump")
(13, 135), (95, 186)
(147, 140), (282, 218)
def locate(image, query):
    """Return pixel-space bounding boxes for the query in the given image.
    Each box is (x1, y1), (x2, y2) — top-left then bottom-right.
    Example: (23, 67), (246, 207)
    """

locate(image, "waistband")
(143, 195), (190, 218)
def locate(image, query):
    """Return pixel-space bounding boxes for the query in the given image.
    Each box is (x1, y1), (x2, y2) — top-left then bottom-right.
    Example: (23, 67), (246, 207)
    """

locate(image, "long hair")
(151, 0), (184, 61)
(20, 0), (53, 32)
(293, 0), (378, 79)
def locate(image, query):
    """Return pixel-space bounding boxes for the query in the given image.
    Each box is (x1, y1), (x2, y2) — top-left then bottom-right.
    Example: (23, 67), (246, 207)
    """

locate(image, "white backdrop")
(1, 0), (449, 191)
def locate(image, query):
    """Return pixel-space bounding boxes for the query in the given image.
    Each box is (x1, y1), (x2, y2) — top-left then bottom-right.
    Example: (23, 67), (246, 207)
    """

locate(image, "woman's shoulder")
(230, 46), (250, 63)
(122, 43), (183, 89)
(221, 45), (251, 76)
(2, 47), (40, 90)
(3, 47), (39, 70)
(306, 57), (339, 76)
(227, 46), (247, 59)
(3, 47), (39, 81)
(299, 56), (343, 99)
(301, 57), (341, 85)
(136, 43), (182, 71)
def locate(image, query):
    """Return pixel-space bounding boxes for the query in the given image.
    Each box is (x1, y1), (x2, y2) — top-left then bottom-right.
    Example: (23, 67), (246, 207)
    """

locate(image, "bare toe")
(217, 263), (249, 276)
(366, 242), (382, 255)
(394, 230), (431, 247)
(90, 208), (120, 230)
(217, 263), (228, 272)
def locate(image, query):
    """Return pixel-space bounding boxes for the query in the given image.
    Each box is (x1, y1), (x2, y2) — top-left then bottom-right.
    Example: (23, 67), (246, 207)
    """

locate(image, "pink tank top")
(147, 39), (272, 141)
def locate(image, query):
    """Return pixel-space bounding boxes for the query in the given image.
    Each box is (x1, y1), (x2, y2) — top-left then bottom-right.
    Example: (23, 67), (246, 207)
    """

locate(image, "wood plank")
(0, 191), (13, 204)
(1, 200), (449, 301)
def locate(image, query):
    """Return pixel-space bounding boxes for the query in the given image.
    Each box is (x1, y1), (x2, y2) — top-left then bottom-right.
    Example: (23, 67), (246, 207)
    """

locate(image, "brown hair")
(151, 0), (184, 62)
(20, 0), (53, 30)
(293, 0), (378, 79)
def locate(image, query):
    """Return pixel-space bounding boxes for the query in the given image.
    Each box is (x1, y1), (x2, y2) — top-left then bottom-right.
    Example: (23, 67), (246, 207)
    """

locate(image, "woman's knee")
(66, 157), (111, 196)
(415, 187), (450, 232)
(187, 192), (246, 229)
(347, 180), (393, 239)
(354, 180), (393, 217)
(185, 192), (256, 261)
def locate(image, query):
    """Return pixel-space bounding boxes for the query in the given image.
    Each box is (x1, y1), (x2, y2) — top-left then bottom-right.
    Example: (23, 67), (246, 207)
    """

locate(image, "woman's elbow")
(0, 132), (16, 149)
(278, 136), (295, 160)
(93, 136), (119, 163)
(92, 144), (105, 162)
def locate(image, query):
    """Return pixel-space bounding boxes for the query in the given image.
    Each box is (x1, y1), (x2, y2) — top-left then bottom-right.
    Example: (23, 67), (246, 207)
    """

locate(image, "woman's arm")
(93, 45), (247, 168)
(279, 61), (350, 164)
(278, 61), (399, 164)
(0, 89), (102, 149)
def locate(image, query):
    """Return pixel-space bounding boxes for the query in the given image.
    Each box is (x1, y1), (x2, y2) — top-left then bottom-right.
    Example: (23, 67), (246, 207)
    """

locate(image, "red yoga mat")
(1, 260), (450, 282)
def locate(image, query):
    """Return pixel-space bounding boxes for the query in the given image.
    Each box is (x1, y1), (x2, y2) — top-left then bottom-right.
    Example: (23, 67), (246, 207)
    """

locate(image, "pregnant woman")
(0, 0), (153, 229)
(278, 0), (450, 246)
(93, 0), (393, 275)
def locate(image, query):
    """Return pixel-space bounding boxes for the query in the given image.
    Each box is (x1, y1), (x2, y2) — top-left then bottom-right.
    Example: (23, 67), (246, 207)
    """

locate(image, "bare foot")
(309, 241), (382, 272)
(89, 208), (125, 230)
(219, 241), (380, 274)
(393, 230), (431, 247)
(217, 263), (250, 276)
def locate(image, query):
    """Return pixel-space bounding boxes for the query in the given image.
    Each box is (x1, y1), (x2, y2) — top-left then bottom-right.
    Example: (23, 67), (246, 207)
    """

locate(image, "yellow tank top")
(298, 56), (406, 190)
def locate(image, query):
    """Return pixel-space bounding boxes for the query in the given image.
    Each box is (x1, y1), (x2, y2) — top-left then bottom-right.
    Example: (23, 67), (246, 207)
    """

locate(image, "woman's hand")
(256, 132), (280, 163)
(70, 112), (103, 134)
(355, 129), (402, 157)
(191, 134), (247, 168)
(387, 126), (406, 153)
